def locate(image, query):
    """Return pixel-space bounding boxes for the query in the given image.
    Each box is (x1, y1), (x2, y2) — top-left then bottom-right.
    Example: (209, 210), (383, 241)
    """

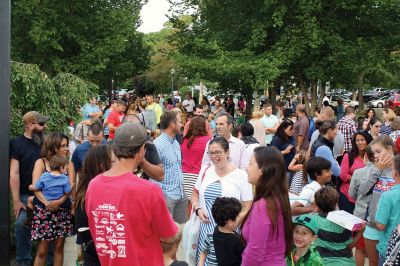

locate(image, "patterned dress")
(196, 181), (222, 265)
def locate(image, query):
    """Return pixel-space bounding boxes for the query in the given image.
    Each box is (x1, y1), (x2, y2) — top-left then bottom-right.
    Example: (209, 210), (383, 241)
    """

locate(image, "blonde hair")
(252, 111), (264, 119)
(384, 108), (396, 122)
(321, 107), (334, 120)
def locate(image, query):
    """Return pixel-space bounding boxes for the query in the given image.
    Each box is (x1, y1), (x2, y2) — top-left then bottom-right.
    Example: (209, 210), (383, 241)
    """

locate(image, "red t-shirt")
(107, 111), (124, 139)
(85, 172), (178, 266)
(181, 135), (211, 174)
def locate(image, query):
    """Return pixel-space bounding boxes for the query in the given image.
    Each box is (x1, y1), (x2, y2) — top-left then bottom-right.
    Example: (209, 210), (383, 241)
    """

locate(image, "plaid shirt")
(153, 133), (184, 199)
(338, 116), (357, 152)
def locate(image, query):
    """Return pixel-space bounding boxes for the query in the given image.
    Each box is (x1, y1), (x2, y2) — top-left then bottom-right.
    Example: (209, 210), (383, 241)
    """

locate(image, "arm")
(141, 160), (164, 181)
(32, 159), (50, 206)
(238, 200), (252, 224)
(339, 153), (352, 183)
(288, 154), (303, 172)
(67, 161), (76, 191)
(375, 193), (390, 231)
(348, 171), (359, 199)
(358, 165), (382, 196)
(90, 109), (103, 118)
(291, 201), (315, 216)
(190, 188), (209, 222)
(201, 141), (211, 169)
(10, 159), (25, 218)
(108, 122), (117, 132)
(296, 135), (304, 151)
(198, 252), (207, 266)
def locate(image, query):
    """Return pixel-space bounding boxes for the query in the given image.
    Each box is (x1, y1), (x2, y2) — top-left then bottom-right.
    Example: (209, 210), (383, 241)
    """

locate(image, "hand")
(376, 154), (393, 170)
(198, 209), (210, 223)
(294, 153), (300, 160)
(46, 200), (60, 212)
(13, 200), (26, 218)
(284, 144), (293, 154)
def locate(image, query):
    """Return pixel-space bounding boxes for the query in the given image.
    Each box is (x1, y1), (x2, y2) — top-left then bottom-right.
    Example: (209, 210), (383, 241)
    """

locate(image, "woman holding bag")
(190, 137), (253, 265)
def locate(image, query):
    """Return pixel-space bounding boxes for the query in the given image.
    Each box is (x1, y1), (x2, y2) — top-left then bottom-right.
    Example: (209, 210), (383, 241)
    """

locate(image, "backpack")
(145, 105), (158, 132)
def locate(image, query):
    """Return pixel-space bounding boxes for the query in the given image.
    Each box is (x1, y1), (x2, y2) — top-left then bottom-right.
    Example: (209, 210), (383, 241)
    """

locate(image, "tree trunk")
(244, 86), (253, 116)
(270, 82), (278, 113)
(357, 74), (364, 110)
(318, 81), (326, 110)
(310, 80), (318, 115)
(299, 78), (310, 114)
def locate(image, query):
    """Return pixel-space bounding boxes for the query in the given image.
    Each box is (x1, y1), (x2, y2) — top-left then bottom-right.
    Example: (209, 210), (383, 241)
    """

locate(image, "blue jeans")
(15, 194), (54, 266)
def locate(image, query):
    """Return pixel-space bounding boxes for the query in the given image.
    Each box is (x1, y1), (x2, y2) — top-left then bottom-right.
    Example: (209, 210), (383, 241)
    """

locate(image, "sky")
(138, 0), (171, 33)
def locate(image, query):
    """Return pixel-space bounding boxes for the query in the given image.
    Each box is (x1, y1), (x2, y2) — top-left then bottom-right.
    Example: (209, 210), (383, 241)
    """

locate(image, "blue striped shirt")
(153, 132), (184, 199)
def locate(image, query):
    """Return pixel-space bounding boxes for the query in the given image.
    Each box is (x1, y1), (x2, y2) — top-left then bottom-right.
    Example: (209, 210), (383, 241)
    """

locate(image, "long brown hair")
(241, 146), (293, 256)
(41, 132), (69, 160)
(74, 144), (113, 210)
(184, 116), (208, 148)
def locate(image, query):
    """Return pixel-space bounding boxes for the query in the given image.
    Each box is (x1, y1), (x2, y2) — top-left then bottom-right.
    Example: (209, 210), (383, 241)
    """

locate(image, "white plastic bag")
(182, 212), (200, 265)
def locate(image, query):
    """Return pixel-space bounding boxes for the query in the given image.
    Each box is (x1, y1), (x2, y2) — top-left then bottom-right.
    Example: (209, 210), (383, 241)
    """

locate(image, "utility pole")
(170, 68), (175, 96)
(0, 1), (11, 265)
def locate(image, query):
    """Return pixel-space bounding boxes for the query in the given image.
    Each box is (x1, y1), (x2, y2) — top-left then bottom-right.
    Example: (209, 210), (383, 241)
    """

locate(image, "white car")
(368, 96), (387, 108)
(329, 95), (359, 109)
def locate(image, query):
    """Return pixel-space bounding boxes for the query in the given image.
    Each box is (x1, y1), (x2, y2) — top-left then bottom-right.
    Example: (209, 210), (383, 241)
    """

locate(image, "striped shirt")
(199, 233), (218, 266)
(380, 123), (393, 135)
(153, 133), (184, 199)
(289, 171), (306, 195)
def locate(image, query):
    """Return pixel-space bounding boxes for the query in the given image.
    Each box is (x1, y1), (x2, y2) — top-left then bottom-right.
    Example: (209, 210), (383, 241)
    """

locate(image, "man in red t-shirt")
(107, 100), (126, 140)
(85, 123), (179, 265)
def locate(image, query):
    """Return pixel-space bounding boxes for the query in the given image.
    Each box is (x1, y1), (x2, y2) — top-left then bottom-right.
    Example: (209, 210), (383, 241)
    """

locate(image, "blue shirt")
(103, 108), (111, 136)
(153, 132), (184, 199)
(81, 103), (101, 120)
(35, 172), (71, 200)
(315, 146), (341, 177)
(376, 184), (400, 257)
(71, 140), (107, 172)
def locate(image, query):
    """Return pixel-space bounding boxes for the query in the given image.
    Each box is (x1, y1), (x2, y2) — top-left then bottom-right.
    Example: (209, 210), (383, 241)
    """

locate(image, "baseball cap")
(22, 111), (49, 124)
(113, 123), (148, 149)
(294, 214), (318, 235)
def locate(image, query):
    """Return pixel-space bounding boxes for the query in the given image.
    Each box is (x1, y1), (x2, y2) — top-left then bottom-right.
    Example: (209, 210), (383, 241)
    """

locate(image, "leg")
(165, 197), (178, 218)
(53, 238), (64, 266)
(173, 197), (189, 224)
(15, 194), (32, 265)
(34, 240), (50, 266)
(27, 196), (34, 209)
(46, 240), (55, 266)
(364, 238), (379, 266)
(355, 248), (366, 266)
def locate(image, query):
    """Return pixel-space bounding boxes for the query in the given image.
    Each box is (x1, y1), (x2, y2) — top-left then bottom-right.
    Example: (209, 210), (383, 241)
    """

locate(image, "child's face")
(60, 165), (68, 174)
(226, 217), (240, 231)
(316, 169), (332, 184)
(293, 225), (317, 249)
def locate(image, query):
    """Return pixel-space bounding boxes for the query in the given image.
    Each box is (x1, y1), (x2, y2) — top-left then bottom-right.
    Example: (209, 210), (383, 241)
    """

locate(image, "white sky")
(138, 0), (171, 33)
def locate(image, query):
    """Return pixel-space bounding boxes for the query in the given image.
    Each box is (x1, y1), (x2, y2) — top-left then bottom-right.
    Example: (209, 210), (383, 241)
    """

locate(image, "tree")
(11, 0), (150, 93)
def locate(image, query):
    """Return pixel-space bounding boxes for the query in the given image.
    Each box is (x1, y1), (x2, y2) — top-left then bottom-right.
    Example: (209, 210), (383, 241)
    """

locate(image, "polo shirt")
(376, 184), (400, 257)
(260, 114), (279, 145)
(201, 135), (246, 169)
(71, 140), (107, 172)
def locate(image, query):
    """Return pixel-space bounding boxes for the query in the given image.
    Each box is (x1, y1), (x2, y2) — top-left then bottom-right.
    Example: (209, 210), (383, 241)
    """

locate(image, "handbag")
(182, 166), (210, 266)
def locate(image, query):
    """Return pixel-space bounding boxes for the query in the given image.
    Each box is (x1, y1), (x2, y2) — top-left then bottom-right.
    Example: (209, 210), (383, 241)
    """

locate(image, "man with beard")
(10, 111), (48, 266)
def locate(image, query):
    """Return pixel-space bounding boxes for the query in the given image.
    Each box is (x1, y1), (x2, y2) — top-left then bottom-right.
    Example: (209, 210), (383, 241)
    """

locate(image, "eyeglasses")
(207, 151), (224, 157)
(32, 122), (45, 126)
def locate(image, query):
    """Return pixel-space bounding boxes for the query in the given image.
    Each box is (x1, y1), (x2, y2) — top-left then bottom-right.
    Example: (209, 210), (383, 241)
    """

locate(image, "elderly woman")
(190, 137), (253, 264)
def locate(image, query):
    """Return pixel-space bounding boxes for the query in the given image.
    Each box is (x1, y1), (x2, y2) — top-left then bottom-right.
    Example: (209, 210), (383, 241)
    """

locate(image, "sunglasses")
(32, 122), (45, 126)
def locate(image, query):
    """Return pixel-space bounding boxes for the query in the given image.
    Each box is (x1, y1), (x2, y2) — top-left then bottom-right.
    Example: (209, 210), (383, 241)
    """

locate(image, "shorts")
(364, 225), (381, 241)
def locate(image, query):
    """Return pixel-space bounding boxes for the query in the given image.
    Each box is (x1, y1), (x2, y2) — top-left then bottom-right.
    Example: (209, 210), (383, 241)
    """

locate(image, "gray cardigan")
(349, 162), (373, 219)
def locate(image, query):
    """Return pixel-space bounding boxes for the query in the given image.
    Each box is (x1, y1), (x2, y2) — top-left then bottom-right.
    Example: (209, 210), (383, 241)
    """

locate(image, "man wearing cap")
(10, 111), (49, 266)
(153, 110), (188, 224)
(85, 123), (179, 266)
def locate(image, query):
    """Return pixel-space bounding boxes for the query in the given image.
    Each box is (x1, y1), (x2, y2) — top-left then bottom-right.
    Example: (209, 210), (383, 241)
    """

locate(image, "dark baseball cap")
(22, 111), (49, 124)
(113, 123), (149, 149)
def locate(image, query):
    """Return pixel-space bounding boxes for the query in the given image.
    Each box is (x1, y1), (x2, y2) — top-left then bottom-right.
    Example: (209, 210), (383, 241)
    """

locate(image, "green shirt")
(286, 244), (324, 266)
(313, 213), (355, 266)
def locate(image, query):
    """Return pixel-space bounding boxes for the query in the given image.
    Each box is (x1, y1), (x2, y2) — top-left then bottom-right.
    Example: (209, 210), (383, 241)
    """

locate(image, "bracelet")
(195, 207), (202, 216)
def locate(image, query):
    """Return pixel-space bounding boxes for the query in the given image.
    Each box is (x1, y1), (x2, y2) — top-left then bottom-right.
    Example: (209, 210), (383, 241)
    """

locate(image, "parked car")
(368, 96), (388, 108)
(386, 94), (400, 109)
(329, 95), (359, 110)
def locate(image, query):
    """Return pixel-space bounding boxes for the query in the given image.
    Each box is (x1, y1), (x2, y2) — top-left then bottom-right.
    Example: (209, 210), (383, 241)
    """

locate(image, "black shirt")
(10, 135), (41, 195)
(213, 227), (244, 266)
(141, 142), (162, 180)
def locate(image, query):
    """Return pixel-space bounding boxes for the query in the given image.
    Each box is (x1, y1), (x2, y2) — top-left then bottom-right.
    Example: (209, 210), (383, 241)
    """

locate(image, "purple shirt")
(242, 198), (286, 266)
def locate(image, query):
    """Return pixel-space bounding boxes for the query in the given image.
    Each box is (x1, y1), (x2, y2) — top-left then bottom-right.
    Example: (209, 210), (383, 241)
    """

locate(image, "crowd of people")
(9, 93), (400, 266)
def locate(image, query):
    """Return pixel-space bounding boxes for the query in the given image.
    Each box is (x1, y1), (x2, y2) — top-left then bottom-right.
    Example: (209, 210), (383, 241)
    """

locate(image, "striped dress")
(198, 233), (218, 265)
(196, 181), (222, 265)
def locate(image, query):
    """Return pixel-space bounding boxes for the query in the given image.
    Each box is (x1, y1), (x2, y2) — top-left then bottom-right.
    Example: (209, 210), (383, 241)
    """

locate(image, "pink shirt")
(242, 198), (286, 266)
(340, 153), (365, 203)
(181, 135), (211, 174)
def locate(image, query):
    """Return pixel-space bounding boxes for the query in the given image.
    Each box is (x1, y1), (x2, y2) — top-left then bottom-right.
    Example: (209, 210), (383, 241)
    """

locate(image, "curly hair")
(40, 132), (69, 160)
(347, 130), (373, 166)
(211, 197), (242, 227)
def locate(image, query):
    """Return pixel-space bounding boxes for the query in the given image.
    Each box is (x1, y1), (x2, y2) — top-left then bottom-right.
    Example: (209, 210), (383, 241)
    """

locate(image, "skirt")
(183, 172), (198, 200)
(31, 203), (74, 241)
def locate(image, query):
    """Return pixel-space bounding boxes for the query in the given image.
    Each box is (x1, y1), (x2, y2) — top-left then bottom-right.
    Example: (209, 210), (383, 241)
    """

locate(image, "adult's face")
(355, 134), (367, 152)
(368, 110), (375, 119)
(208, 143), (229, 168)
(155, 97), (160, 103)
(89, 97), (97, 105)
(326, 126), (338, 141)
(284, 125), (294, 137)
(88, 131), (104, 147)
(194, 108), (204, 116)
(264, 106), (272, 116)
(56, 138), (69, 157)
(216, 115), (231, 139)
(371, 121), (382, 136)
(215, 100), (221, 107)
(146, 96), (153, 104)
(246, 154), (262, 185)
(173, 114), (182, 134)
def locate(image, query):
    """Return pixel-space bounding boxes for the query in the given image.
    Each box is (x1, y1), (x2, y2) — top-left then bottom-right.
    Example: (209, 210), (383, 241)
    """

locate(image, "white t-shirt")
(293, 181), (322, 207)
(182, 99), (195, 112)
